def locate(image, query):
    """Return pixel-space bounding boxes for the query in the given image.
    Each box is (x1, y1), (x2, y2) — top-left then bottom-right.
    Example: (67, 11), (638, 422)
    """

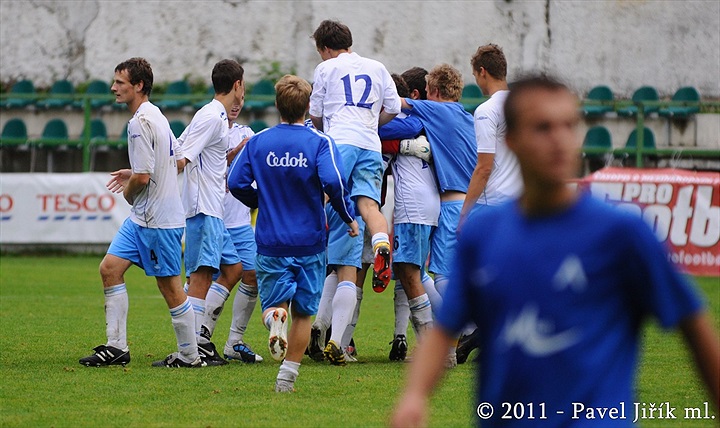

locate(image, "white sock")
(408, 293), (433, 334)
(277, 360), (300, 382)
(329, 280), (356, 344)
(202, 282), (230, 341)
(313, 272), (337, 331)
(226, 281), (258, 346)
(371, 232), (390, 250)
(393, 281), (410, 337)
(188, 296), (207, 344)
(170, 298), (199, 363)
(341, 286), (363, 349)
(434, 274), (449, 298)
(421, 272), (442, 318)
(104, 283), (128, 350)
(182, 281), (189, 293)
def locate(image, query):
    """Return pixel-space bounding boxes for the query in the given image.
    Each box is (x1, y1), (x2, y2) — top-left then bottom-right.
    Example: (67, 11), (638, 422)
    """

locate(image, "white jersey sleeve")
(223, 124), (255, 228)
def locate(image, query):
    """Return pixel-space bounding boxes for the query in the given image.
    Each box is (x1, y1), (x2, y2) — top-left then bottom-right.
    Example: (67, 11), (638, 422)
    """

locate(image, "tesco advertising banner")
(0, 173), (131, 244)
(579, 167), (720, 277)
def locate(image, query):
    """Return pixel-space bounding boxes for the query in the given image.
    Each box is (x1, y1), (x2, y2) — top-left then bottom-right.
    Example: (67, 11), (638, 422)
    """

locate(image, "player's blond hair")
(426, 64), (463, 101)
(275, 75), (312, 123)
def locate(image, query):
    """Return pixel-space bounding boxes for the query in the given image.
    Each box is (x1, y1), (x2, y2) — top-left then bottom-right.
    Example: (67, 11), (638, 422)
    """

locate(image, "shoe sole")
(372, 246), (391, 293)
(268, 309), (288, 361)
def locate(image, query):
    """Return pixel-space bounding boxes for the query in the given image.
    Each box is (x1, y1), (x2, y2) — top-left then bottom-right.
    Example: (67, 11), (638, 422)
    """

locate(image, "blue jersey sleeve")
(316, 135), (355, 224)
(378, 115), (423, 140)
(227, 140), (258, 209)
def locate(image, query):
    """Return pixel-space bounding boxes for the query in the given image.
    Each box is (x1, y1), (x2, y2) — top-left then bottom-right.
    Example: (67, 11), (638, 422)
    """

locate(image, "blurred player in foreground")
(391, 75), (719, 427)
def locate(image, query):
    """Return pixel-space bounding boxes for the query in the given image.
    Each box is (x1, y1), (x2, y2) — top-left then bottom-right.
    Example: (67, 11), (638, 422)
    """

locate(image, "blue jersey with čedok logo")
(403, 99), (475, 194)
(227, 123), (355, 257)
(439, 193), (703, 427)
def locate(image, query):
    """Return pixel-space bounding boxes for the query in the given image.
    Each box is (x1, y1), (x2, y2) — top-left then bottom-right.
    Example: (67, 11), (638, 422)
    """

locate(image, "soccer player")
(308, 19), (401, 365)
(176, 59), (245, 366)
(390, 75), (720, 427)
(79, 57), (203, 368)
(455, 44), (523, 364)
(227, 74), (359, 392)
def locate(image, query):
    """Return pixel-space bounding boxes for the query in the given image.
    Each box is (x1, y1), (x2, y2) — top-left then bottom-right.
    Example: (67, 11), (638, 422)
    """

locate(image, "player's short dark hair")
(312, 20), (352, 51)
(504, 74), (571, 134)
(391, 73), (409, 98)
(401, 67), (428, 100)
(115, 57), (153, 95)
(471, 44), (507, 80)
(275, 75), (312, 123)
(212, 59), (244, 95)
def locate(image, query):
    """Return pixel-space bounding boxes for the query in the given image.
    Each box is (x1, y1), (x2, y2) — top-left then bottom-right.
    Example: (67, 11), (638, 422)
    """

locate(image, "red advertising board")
(578, 167), (720, 277)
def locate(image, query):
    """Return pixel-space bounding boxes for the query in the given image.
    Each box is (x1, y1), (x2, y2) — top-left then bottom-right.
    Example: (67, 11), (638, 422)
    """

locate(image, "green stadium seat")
(2, 80), (37, 109)
(155, 80), (191, 110)
(623, 126), (657, 167)
(249, 119), (269, 133)
(658, 86), (700, 118)
(74, 79), (113, 109)
(582, 125), (613, 172)
(460, 84), (483, 112)
(37, 80), (75, 109)
(617, 86), (659, 117)
(1, 118), (29, 147)
(582, 85), (614, 117)
(88, 118), (108, 142)
(36, 118), (72, 148)
(244, 79), (276, 112)
(0, 118), (33, 171)
(169, 120), (186, 138)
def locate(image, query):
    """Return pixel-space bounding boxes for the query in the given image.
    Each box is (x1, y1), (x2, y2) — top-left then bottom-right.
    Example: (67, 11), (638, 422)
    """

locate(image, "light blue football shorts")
(107, 218), (183, 277)
(185, 213), (241, 275)
(429, 201), (463, 276)
(227, 225), (256, 271)
(256, 252), (326, 316)
(393, 222), (434, 268)
(326, 205), (365, 268)
(337, 144), (383, 204)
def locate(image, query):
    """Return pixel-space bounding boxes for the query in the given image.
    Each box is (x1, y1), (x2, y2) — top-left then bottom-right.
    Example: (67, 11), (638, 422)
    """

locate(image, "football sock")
(341, 285), (363, 349)
(329, 280), (356, 344)
(313, 271), (337, 331)
(409, 293), (433, 335)
(104, 283), (128, 350)
(277, 360), (300, 382)
(421, 271), (442, 318)
(182, 281), (189, 294)
(188, 296), (207, 345)
(434, 274), (449, 297)
(393, 281), (411, 337)
(226, 281), (258, 346)
(371, 232), (390, 251)
(202, 282), (230, 341)
(170, 298), (199, 363)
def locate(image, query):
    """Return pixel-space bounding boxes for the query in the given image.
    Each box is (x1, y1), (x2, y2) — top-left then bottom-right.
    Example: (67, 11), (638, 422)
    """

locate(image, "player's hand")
(106, 169), (131, 193)
(347, 220), (360, 237)
(389, 393), (428, 428)
(227, 137), (250, 165)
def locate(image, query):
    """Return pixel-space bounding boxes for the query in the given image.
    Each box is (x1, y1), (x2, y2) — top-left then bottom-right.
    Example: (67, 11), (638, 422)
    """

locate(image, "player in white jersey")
(80, 58), (203, 368)
(457, 44), (523, 364)
(176, 59), (245, 366)
(309, 19), (401, 365)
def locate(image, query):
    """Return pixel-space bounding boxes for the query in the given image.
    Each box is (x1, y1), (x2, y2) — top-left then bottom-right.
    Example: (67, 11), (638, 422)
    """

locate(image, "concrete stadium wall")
(1, 0), (719, 98)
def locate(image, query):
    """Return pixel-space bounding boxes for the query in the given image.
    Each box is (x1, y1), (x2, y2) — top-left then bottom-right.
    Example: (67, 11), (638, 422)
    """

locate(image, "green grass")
(0, 255), (717, 427)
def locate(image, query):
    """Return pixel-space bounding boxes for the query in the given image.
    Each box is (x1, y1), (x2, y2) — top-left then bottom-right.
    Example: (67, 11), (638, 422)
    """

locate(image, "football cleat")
(151, 352), (206, 368)
(197, 341), (228, 366)
(79, 344), (130, 367)
(306, 326), (325, 362)
(388, 334), (408, 361)
(224, 341), (263, 363)
(323, 339), (346, 366)
(372, 244), (392, 292)
(456, 328), (481, 364)
(268, 308), (288, 361)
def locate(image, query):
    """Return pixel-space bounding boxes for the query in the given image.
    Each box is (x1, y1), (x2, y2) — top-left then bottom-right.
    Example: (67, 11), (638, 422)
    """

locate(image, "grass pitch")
(0, 255), (717, 427)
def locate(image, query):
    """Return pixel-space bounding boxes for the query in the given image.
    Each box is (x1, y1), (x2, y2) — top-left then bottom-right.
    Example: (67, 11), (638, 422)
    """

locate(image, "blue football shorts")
(227, 225), (256, 271)
(256, 252), (326, 315)
(337, 144), (383, 204)
(326, 205), (365, 268)
(107, 218), (183, 277)
(393, 222), (434, 268)
(429, 201), (463, 276)
(185, 213), (241, 275)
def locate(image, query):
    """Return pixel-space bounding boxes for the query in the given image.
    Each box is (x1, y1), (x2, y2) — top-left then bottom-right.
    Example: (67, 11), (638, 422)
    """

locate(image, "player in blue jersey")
(80, 58), (203, 368)
(227, 74), (359, 392)
(391, 75), (719, 427)
(309, 19), (401, 365)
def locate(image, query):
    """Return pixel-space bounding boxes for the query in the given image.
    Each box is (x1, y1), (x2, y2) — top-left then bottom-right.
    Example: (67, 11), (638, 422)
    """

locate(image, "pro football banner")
(0, 173), (131, 244)
(578, 167), (720, 277)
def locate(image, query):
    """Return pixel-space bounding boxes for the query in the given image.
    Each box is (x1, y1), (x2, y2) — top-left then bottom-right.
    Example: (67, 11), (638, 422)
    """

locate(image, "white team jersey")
(126, 101), (185, 229)
(223, 123), (254, 228)
(177, 99), (229, 219)
(309, 51), (401, 152)
(392, 154), (440, 226)
(474, 90), (523, 206)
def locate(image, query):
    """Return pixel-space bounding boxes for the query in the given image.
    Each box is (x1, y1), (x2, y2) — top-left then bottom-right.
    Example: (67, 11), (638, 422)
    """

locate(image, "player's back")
(310, 52), (400, 151)
(127, 101), (185, 229)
